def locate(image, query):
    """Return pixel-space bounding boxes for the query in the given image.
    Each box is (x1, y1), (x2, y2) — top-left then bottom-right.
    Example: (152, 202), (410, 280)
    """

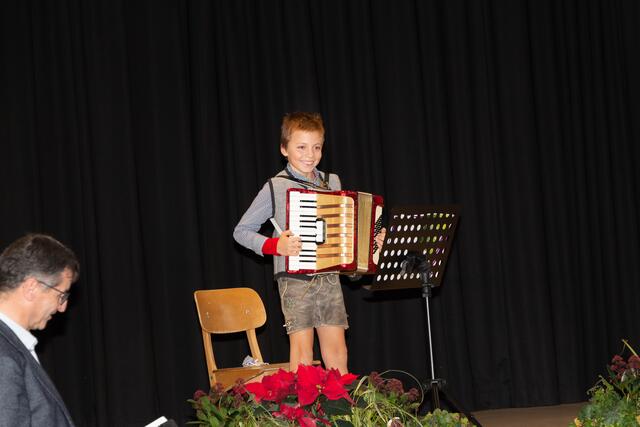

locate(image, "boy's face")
(280, 129), (323, 179)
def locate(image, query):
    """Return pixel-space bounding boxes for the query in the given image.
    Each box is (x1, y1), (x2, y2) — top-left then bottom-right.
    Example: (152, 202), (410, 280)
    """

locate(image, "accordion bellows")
(285, 188), (384, 274)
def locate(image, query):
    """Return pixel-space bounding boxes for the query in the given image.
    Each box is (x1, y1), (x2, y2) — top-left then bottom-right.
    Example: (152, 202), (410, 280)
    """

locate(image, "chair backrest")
(194, 287), (267, 333)
(193, 288), (268, 383)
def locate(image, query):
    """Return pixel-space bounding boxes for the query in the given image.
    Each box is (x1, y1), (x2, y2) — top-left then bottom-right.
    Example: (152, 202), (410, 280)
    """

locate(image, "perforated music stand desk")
(370, 205), (459, 291)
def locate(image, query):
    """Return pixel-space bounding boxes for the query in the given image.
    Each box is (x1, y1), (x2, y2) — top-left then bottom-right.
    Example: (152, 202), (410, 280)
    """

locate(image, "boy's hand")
(278, 230), (302, 256)
(375, 227), (387, 250)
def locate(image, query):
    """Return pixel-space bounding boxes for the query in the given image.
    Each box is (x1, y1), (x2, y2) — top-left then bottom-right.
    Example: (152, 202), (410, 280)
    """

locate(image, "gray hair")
(0, 233), (79, 293)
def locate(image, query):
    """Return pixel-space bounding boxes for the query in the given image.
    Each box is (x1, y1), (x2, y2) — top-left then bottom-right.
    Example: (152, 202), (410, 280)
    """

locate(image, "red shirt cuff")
(262, 237), (280, 255)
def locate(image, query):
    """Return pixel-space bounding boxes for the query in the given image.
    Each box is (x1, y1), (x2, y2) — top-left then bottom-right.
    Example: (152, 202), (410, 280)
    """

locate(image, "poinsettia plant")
(243, 365), (356, 426)
(188, 365), (470, 426)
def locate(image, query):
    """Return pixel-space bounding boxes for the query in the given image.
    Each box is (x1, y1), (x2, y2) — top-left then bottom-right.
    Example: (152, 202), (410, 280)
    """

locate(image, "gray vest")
(268, 168), (341, 279)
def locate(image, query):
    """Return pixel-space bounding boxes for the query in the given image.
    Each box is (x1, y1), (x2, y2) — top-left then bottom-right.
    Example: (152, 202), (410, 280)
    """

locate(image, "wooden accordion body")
(285, 188), (384, 274)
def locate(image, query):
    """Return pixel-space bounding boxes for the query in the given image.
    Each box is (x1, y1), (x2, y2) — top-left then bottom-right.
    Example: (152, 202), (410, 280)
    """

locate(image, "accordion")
(285, 188), (384, 274)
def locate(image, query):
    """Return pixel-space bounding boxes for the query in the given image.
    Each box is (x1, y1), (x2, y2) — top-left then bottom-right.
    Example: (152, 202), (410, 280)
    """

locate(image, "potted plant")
(189, 365), (470, 426)
(573, 340), (640, 426)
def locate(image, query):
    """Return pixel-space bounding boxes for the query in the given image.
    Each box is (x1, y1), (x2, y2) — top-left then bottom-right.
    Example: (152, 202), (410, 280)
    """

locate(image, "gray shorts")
(277, 274), (349, 334)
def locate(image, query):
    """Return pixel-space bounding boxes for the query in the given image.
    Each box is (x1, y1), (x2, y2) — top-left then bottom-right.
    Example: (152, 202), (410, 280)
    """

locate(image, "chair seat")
(211, 362), (291, 390)
(212, 361), (323, 390)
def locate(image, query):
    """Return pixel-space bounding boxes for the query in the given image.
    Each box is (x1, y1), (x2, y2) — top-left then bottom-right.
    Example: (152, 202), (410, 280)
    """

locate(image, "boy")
(234, 112), (383, 374)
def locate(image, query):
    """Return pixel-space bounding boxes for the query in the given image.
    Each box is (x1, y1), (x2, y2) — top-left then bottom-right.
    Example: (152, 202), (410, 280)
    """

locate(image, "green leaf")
(322, 398), (352, 416)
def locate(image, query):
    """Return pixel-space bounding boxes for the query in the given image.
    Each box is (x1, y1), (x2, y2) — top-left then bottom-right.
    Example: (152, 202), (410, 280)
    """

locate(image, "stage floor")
(472, 402), (585, 426)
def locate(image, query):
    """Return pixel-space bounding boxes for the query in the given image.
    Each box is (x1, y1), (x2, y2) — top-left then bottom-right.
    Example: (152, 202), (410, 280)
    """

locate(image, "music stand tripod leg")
(421, 277), (482, 426)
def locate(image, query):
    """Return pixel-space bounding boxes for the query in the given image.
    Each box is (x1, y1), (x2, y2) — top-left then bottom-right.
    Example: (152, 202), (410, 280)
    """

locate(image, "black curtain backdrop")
(2, 0), (640, 425)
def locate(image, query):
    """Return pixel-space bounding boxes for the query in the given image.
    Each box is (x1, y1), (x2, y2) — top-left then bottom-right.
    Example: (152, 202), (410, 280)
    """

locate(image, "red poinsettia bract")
(296, 365), (357, 405)
(273, 404), (317, 427)
(244, 368), (295, 403)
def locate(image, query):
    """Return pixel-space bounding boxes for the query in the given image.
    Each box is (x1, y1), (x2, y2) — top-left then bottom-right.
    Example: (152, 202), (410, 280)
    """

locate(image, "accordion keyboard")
(287, 191), (355, 272)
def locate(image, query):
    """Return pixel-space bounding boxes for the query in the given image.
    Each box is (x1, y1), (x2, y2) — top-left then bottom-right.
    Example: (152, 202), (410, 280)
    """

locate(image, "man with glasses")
(0, 233), (79, 427)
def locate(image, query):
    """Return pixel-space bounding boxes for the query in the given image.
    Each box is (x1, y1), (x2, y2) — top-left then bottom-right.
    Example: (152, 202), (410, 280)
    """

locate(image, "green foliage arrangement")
(335, 371), (468, 427)
(188, 365), (470, 426)
(573, 340), (640, 427)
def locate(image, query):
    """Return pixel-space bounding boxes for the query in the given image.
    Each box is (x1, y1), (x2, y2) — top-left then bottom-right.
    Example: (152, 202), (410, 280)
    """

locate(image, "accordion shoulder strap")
(271, 173), (331, 191)
(268, 170), (333, 218)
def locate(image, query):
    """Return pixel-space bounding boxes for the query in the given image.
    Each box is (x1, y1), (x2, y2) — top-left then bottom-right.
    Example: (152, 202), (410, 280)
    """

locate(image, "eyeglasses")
(37, 280), (71, 305)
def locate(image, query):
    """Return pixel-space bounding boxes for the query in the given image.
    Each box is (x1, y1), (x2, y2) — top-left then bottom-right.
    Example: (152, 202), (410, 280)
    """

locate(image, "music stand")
(369, 205), (481, 426)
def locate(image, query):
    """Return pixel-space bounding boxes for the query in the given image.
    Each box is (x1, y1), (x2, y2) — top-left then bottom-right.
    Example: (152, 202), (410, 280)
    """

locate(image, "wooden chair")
(193, 287), (292, 389)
